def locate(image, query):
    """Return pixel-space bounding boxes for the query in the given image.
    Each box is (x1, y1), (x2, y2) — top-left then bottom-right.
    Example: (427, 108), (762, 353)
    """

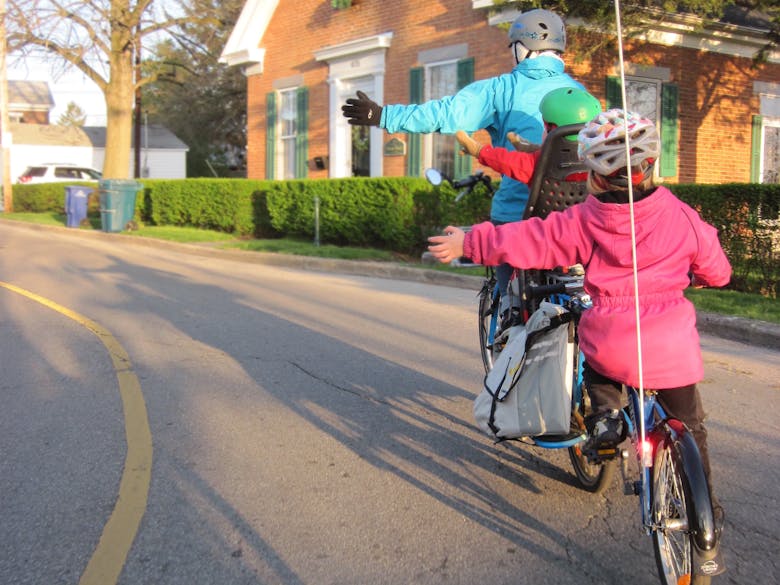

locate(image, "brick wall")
(246, 0), (780, 184)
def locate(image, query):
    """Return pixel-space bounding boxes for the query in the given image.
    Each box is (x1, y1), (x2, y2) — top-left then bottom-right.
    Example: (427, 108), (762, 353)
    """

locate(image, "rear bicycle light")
(638, 438), (654, 468)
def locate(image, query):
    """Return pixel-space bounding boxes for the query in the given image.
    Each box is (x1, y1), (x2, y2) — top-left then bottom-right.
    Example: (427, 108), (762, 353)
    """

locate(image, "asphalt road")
(1, 222), (778, 585)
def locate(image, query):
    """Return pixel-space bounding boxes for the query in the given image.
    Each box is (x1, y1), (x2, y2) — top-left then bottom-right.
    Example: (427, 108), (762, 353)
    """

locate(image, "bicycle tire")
(567, 351), (615, 493)
(478, 279), (499, 374)
(651, 434), (712, 585)
(568, 442), (615, 493)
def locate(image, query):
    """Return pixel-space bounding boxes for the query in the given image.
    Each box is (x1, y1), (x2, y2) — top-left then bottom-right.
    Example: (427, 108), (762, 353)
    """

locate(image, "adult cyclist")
(343, 8), (586, 321)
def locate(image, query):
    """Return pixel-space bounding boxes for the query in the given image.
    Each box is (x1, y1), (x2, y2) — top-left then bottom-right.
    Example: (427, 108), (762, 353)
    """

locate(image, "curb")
(3, 218), (778, 351)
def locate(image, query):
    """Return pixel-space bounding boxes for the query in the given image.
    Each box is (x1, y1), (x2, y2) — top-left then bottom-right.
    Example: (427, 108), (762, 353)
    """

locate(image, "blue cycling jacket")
(381, 55), (583, 222)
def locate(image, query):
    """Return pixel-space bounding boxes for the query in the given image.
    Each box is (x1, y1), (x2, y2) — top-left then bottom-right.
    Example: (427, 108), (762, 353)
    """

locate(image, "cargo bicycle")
(426, 123), (722, 583)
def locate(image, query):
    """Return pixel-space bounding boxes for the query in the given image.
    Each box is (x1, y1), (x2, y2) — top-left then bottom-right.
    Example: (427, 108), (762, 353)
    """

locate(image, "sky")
(8, 56), (108, 126)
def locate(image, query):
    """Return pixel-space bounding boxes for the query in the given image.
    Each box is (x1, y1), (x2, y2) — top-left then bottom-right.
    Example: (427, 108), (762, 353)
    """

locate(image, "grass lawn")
(3, 213), (777, 324)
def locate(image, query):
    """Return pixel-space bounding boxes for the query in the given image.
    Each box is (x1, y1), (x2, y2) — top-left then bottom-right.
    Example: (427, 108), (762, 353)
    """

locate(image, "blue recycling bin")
(99, 179), (142, 232)
(64, 185), (90, 228)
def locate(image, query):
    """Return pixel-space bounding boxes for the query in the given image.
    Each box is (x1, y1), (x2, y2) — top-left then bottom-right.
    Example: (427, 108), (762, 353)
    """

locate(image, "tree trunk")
(102, 12), (136, 180)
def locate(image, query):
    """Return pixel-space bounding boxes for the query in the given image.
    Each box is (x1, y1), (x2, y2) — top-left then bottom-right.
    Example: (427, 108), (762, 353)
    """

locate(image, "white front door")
(336, 77), (376, 178)
(317, 34), (391, 179)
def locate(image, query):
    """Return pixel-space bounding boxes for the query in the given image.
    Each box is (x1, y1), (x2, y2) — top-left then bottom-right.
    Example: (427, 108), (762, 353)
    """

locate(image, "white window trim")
(759, 116), (780, 184)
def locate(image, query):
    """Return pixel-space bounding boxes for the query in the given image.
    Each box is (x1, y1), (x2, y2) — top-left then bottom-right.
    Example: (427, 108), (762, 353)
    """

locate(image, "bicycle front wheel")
(651, 437), (711, 585)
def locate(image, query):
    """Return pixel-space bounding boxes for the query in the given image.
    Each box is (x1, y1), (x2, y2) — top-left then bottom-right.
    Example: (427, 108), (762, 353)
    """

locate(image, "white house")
(82, 125), (189, 179)
(2, 80), (189, 182)
(3, 122), (189, 182)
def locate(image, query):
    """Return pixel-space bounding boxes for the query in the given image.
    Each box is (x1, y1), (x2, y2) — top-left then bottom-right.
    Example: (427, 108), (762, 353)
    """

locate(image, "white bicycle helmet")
(508, 9), (566, 53)
(577, 109), (660, 179)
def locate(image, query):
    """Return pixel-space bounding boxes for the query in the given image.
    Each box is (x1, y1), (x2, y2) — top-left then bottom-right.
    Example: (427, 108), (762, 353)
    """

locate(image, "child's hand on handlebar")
(427, 226), (466, 264)
(455, 130), (484, 158)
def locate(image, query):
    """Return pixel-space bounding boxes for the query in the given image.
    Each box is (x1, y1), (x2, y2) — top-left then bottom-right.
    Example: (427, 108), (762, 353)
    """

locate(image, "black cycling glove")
(342, 91), (382, 126)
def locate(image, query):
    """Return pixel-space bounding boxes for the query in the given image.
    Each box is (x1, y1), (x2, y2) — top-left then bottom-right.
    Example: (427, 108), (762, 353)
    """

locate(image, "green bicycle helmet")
(539, 87), (602, 141)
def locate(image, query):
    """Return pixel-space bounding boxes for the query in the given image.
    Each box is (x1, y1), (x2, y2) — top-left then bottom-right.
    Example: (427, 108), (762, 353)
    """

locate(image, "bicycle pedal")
(584, 446), (619, 463)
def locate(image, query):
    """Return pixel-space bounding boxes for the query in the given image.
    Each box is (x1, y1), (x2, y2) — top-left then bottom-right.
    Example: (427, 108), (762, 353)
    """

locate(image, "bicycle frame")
(622, 387), (662, 533)
(622, 386), (719, 554)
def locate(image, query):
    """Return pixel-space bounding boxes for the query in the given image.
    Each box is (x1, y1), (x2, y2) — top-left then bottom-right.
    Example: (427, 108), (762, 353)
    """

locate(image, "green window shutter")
(660, 83), (679, 178)
(605, 76), (621, 109)
(296, 87), (309, 178)
(266, 92), (276, 180)
(406, 67), (423, 177)
(454, 57), (475, 180)
(750, 115), (763, 183)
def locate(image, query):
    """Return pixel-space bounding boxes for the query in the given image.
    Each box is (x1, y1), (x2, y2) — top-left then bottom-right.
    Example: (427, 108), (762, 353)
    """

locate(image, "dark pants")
(583, 362), (712, 484)
(491, 219), (514, 307)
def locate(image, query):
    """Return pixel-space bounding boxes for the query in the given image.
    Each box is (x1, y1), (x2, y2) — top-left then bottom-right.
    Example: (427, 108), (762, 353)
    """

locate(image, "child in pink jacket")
(428, 109), (731, 528)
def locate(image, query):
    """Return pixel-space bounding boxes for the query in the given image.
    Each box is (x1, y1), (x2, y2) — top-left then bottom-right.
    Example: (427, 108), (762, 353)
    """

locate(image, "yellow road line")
(0, 282), (152, 585)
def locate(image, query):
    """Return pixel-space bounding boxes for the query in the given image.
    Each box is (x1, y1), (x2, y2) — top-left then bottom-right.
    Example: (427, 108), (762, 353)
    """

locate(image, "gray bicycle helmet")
(508, 9), (566, 53)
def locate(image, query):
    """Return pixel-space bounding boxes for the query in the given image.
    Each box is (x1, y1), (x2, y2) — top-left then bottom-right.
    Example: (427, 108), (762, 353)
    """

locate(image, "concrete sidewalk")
(3, 218), (779, 350)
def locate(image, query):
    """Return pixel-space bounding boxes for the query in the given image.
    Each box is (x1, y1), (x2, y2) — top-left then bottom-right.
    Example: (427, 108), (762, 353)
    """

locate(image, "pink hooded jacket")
(463, 187), (732, 389)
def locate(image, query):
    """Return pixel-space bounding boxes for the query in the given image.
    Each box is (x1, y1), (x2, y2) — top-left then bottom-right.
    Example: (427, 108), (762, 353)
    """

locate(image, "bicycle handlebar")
(425, 168), (494, 202)
(526, 280), (585, 299)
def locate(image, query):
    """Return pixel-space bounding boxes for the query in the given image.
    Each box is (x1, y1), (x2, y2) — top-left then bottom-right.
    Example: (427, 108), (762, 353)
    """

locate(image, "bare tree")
(5, 0), (217, 179)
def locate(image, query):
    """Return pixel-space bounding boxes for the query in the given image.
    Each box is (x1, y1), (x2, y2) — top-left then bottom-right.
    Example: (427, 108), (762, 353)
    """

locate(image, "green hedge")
(674, 183), (779, 297)
(11, 181), (99, 213)
(140, 178), (265, 236)
(9, 178), (777, 295)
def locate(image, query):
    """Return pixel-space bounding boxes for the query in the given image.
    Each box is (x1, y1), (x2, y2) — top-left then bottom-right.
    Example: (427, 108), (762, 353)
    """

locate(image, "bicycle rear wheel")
(478, 279), (499, 373)
(568, 442), (615, 493)
(651, 436), (711, 585)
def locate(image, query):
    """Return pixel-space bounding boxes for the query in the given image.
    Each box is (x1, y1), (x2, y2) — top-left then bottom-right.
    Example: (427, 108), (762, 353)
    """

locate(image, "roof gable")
(8, 80), (55, 110)
(10, 122), (91, 146)
(83, 126), (189, 150)
(7, 122), (187, 149)
(220, 0), (278, 72)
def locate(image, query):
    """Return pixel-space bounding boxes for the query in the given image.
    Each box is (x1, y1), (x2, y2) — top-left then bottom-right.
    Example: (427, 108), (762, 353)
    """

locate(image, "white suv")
(17, 163), (102, 184)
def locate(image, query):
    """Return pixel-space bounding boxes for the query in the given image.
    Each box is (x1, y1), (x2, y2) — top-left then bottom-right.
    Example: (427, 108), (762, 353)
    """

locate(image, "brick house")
(221, 1), (780, 185)
(8, 80), (55, 125)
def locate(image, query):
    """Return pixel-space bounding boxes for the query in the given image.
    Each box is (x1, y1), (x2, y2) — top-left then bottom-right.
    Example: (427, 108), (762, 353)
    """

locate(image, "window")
(624, 78), (661, 122)
(351, 126), (370, 177)
(407, 50), (473, 178)
(606, 75), (678, 178)
(279, 89), (299, 180)
(425, 61), (458, 180)
(759, 117), (780, 184)
(266, 87), (309, 180)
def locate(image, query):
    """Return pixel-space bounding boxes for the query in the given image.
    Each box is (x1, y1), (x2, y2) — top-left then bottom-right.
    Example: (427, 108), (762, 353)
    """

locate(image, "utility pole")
(0, 0), (13, 212)
(134, 30), (141, 179)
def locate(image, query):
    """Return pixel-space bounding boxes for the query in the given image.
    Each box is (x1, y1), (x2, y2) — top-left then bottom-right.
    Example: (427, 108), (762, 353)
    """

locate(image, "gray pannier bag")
(474, 301), (574, 440)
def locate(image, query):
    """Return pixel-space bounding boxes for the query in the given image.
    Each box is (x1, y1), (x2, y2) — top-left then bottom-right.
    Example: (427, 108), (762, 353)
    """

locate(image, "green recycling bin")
(99, 179), (142, 232)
